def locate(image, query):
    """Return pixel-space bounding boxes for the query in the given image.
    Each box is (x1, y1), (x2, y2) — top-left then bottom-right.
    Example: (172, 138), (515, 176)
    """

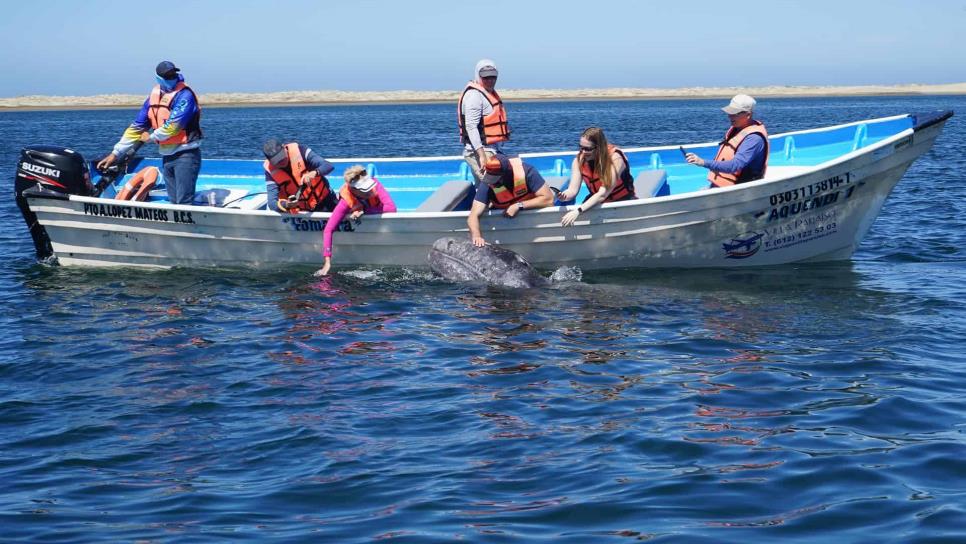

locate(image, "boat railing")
(851, 123), (868, 151)
(782, 136), (796, 160)
(458, 161), (470, 180)
(553, 158), (566, 176)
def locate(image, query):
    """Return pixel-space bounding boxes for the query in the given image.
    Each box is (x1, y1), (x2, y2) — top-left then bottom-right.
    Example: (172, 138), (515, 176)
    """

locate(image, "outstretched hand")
(315, 257), (332, 276)
(561, 209), (580, 226)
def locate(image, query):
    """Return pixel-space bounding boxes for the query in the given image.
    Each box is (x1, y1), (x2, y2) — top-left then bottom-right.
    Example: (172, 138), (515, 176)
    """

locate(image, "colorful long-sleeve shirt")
(111, 76), (202, 158)
(323, 181), (396, 258)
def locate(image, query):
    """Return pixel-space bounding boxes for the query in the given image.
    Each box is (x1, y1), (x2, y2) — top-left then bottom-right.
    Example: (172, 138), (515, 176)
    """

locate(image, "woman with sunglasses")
(559, 127), (636, 227)
(317, 165), (397, 276)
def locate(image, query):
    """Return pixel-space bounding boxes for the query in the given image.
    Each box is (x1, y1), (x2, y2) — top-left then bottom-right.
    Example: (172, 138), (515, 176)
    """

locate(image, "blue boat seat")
(415, 180), (474, 212)
(635, 169), (668, 197)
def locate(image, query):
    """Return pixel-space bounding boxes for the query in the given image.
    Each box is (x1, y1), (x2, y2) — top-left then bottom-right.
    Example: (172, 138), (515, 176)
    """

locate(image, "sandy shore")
(1, 83), (964, 110)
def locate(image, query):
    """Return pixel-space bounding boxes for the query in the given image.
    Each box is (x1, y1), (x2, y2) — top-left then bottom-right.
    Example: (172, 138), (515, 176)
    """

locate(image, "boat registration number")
(769, 172), (853, 207)
(765, 172), (858, 222)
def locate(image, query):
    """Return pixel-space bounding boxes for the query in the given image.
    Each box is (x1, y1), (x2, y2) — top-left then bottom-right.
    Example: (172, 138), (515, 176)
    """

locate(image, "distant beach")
(2, 82), (965, 111)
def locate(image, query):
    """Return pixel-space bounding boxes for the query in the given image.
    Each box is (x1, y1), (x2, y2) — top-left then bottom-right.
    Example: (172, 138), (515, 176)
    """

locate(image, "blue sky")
(1, 0), (964, 97)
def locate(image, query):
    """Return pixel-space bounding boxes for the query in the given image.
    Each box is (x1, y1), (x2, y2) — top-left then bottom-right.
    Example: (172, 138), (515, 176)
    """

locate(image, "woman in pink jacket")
(317, 165), (397, 276)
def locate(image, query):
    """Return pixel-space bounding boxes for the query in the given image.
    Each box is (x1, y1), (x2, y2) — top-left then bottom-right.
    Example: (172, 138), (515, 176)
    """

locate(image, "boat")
(14, 111), (953, 270)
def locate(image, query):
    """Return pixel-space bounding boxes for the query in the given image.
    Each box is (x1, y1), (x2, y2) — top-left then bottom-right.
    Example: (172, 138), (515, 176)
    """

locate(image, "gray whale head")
(428, 237), (550, 288)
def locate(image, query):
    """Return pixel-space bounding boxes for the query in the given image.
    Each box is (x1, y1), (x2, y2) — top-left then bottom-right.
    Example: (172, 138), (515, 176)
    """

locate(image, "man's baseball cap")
(263, 138), (287, 165)
(722, 94), (756, 114)
(481, 154), (507, 186)
(155, 61), (180, 78)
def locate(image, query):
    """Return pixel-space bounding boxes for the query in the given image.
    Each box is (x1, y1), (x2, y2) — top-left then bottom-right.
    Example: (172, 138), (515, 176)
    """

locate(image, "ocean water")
(1, 96), (964, 542)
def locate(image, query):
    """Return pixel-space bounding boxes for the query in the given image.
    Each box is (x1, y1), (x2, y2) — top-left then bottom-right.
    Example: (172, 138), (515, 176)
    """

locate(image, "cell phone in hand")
(679, 146), (688, 158)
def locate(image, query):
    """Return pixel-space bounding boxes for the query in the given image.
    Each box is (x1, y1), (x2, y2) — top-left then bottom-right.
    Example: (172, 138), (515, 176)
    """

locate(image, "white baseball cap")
(350, 173), (376, 192)
(722, 94), (756, 114)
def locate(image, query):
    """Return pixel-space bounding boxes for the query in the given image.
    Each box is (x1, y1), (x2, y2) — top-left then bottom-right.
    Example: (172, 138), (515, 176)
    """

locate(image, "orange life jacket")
(263, 143), (332, 214)
(490, 158), (534, 209)
(115, 166), (159, 201)
(339, 182), (382, 212)
(147, 82), (203, 146)
(708, 121), (769, 187)
(579, 144), (636, 202)
(458, 82), (510, 145)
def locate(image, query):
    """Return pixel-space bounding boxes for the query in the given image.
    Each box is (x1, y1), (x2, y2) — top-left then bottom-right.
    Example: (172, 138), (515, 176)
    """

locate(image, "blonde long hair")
(581, 127), (614, 189)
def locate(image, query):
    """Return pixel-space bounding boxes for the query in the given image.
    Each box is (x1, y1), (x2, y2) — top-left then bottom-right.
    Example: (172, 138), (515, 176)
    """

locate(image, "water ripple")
(1, 96), (965, 541)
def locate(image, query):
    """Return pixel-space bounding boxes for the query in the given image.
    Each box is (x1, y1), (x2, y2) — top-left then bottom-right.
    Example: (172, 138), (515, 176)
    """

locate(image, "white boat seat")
(635, 169), (667, 197)
(144, 189), (266, 208)
(415, 180), (474, 212)
(194, 188), (253, 207)
(227, 193), (268, 210)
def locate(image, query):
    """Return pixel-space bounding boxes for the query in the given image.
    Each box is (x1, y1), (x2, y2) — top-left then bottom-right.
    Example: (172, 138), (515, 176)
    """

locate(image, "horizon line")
(2, 82), (964, 112)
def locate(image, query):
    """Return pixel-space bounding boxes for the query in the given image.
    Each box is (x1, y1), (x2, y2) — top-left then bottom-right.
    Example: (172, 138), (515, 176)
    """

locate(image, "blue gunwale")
(94, 114), (915, 211)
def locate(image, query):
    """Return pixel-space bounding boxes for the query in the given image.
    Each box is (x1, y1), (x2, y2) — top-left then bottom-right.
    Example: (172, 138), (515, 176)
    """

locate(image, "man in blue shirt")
(467, 153), (555, 247)
(262, 139), (337, 213)
(686, 94), (769, 187)
(97, 61), (203, 204)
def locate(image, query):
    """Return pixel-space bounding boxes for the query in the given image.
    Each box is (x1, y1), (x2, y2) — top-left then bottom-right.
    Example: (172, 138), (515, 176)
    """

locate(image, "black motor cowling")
(14, 145), (92, 259)
(16, 145), (91, 196)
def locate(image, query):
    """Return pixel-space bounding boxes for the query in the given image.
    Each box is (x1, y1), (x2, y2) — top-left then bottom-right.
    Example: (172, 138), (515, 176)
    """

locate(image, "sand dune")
(1, 83), (964, 110)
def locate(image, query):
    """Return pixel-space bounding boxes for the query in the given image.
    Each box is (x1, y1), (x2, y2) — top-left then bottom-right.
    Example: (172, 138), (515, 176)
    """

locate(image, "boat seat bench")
(548, 169), (668, 205)
(545, 176), (569, 193)
(415, 180), (474, 212)
(635, 169), (668, 197)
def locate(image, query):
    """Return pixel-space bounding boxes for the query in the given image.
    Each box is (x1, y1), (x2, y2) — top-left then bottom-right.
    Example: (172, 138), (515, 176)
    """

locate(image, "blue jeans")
(162, 148), (201, 205)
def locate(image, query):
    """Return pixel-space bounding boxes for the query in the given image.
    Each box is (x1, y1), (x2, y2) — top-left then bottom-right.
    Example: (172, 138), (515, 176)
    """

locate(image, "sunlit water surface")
(0, 96), (964, 542)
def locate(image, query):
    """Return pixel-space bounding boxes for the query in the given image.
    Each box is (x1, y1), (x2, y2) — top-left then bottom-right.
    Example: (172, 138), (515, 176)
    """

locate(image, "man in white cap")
(457, 59), (511, 183)
(686, 94), (769, 187)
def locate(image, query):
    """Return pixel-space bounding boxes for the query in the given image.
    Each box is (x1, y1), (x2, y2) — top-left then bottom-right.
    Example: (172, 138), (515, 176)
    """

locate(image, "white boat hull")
(24, 116), (946, 270)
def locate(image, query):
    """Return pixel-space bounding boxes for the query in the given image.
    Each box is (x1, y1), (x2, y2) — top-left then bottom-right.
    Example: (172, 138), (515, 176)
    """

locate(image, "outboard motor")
(14, 145), (92, 259)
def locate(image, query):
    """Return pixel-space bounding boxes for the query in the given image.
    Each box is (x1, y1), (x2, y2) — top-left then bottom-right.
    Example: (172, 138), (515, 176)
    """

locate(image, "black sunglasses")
(579, 145), (596, 152)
